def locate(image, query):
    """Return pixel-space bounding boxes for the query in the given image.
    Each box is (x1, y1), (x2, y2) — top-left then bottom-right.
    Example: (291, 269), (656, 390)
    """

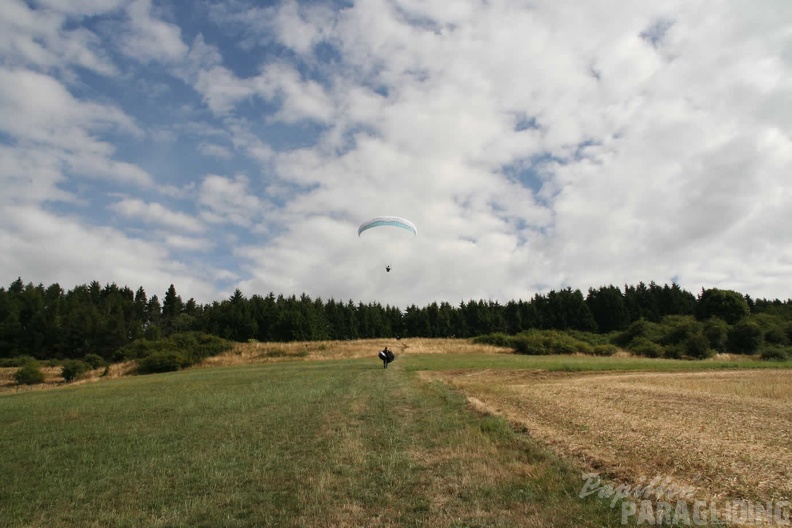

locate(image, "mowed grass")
(2, 355), (632, 528)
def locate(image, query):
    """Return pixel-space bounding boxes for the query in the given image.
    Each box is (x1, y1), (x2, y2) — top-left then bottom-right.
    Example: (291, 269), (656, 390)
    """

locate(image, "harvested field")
(428, 368), (792, 506)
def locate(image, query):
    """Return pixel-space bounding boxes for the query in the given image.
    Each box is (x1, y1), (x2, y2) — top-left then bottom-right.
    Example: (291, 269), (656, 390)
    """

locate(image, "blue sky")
(1, 0), (791, 307)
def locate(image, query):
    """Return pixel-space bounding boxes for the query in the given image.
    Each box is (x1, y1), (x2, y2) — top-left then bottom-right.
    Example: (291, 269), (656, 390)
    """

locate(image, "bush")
(115, 339), (164, 361)
(136, 352), (191, 374)
(61, 360), (90, 382)
(0, 356), (37, 368)
(752, 314), (790, 346)
(168, 332), (232, 363)
(663, 345), (684, 359)
(760, 347), (790, 361)
(683, 332), (714, 359)
(703, 318), (729, 352)
(130, 332), (233, 374)
(763, 326), (789, 346)
(14, 362), (45, 385)
(613, 319), (664, 348)
(117, 332), (233, 375)
(628, 337), (664, 358)
(82, 354), (106, 369)
(728, 320), (763, 354)
(592, 344), (618, 356)
(659, 315), (701, 346)
(512, 330), (593, 355)
(567, 330), (615, 346)
(472, 333), (513, 348)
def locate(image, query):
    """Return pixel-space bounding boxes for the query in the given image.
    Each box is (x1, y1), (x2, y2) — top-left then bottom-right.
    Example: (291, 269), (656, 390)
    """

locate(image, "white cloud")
(0, 145), (75, 206)
(163, 234), (214, 252)
(120, 0), (188, 63)
(32, 0), (128, 17)
(110, 198), (204, 233)
(198, 142), (234, 160)
(198, 174), (262, 227)
(0, 68), (140, 150)
(0, 205), (220, 303)
(0, 0), (119, 75)
(2, 0), (792, 307)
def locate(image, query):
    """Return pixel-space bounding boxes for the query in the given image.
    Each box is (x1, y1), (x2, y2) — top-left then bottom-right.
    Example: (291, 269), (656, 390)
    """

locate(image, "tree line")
(2, 277), (791, 363)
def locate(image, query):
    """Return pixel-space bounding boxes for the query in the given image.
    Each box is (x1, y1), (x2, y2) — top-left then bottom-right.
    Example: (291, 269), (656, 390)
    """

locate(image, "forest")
(2, 277), (792, 365)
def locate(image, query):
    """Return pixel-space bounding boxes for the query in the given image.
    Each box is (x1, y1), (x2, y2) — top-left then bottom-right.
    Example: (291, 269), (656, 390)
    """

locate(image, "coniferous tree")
(161, 284), (184, 336)
(586, 285), (629, 333)
(146, 295), (162, 339)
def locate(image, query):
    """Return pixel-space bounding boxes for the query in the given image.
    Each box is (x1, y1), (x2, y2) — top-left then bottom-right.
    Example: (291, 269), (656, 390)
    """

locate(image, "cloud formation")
(1, 0), (791, 306)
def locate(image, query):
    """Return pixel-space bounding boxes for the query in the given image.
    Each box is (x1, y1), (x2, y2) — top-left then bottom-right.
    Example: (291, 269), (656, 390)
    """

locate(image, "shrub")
(0, 356), (37, 368)
(592, 344), (618, 356)
(512, 330), (593, 355)
(14, 362), (45, 385)
(82, 354), (106, 369)
(760, 347), (790, 361)
(628, 337), (664, 358)
(116, 339), (164, 361)
(130, 332), (232, 374)
(763, 326), (789, 346)
(136, 352), (191, 374)
(473, 333), (513, 348)
(663, 345), (684, 359)
(752, 314), (790, 346)
(703, 318), (729, 352)
(613, 319), (664, 348)
(118, 332), (232, 373)
(168, 332), (232, 363)
(659, 315), (701, 346)
(683, 332), (714, 359)
(728, 320), (763, 354)
(61, 360), (90, 382)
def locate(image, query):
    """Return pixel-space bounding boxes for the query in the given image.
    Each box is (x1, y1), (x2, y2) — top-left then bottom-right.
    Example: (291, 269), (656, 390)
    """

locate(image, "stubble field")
(428, 368), (792, 506)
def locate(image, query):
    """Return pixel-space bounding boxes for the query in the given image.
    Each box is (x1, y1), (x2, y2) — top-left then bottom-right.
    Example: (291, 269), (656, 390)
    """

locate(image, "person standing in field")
(378, 347), (395, 368)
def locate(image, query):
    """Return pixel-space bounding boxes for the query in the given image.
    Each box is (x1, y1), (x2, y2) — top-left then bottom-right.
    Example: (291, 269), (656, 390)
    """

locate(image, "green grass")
(402, 352), (792, 373)
(0, 356), (643, 527)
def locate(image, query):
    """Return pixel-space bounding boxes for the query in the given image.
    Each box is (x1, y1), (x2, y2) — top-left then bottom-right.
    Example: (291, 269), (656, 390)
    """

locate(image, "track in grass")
(1, 356), (633, 528)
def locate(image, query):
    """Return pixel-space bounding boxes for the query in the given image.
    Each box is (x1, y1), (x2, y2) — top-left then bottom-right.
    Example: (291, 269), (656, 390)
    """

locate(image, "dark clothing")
(378, 348), (395, 368)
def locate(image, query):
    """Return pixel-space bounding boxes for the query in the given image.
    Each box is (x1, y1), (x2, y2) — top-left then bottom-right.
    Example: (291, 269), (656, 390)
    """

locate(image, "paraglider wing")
(358, 216), (417, 237)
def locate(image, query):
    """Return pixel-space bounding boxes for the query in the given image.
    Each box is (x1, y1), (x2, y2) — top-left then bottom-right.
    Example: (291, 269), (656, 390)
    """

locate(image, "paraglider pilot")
(378, 347), (395, 368)
(386, 265), (391, 272)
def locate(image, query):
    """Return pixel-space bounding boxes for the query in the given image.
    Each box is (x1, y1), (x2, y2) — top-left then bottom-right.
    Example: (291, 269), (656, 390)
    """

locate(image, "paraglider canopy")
(358, 216), (417, 237)
(358, 216), (417, 274)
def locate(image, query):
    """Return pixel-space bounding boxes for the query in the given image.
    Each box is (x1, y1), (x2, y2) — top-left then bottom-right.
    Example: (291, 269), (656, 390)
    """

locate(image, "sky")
(1, 0), (791, 308)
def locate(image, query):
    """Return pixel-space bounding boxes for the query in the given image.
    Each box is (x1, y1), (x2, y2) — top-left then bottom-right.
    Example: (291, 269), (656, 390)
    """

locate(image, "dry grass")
(0, 362), (136, 395)
(429, 369), (792, 508)
(0, 338), (500, 393)
(199, 337), (505, 367)
(0, 365), (63, 393)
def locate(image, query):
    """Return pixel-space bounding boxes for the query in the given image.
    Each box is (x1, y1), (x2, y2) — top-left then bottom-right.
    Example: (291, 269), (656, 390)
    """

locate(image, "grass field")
(1, 340), (790, 527)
